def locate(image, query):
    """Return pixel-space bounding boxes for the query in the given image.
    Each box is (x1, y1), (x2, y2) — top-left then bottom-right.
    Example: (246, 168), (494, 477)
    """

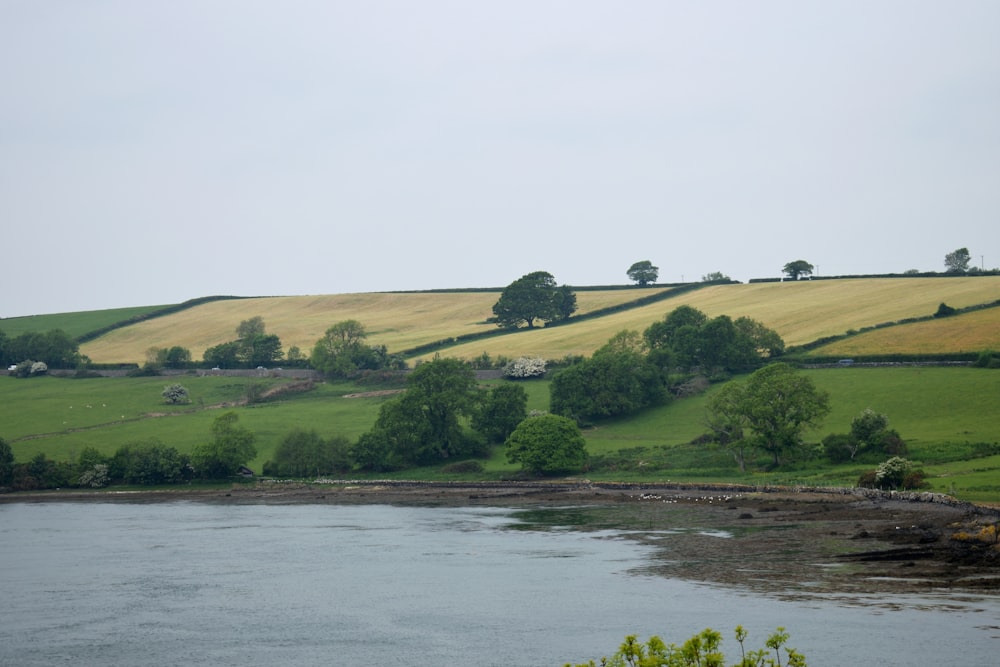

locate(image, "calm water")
(0, 501), (997, 667)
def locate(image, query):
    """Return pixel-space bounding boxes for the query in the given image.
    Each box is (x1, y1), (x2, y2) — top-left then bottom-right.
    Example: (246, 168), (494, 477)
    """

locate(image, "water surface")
(1, 501), (996, 666)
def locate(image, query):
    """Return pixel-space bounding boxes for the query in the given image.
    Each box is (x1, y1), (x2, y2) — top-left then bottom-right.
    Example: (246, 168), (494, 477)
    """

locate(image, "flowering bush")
(875, 456), (913, 490)
(78, 464), (109, 488)
(162, 384), (190, 404)
(502, 356), (547, 379)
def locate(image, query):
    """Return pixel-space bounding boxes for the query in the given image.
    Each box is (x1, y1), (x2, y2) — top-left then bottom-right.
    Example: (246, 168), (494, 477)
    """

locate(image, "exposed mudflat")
(6, 480), (998, 597)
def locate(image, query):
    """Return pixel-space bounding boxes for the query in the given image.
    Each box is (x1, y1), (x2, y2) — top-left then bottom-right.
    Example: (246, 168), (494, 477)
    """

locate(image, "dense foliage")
(203, 317), (283, 369)
(191, 411), (257, 478)
(492, 271), (577, 328)
(353, 357), (487, 470)
(310, 319), (402, 378)
(505, 414), (587, 475)
(264, 428), (352, 477)
(627, 260), (659, 286)
(0, 328), (81, 369)
(707, 363), (830, 469)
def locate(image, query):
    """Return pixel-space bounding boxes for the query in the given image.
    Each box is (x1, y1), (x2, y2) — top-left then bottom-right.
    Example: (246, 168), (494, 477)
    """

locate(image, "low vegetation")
(565, 626), (805, 667)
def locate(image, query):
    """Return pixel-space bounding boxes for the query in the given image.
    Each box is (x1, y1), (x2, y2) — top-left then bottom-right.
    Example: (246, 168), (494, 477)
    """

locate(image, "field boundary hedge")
(397, 282), (719, 358)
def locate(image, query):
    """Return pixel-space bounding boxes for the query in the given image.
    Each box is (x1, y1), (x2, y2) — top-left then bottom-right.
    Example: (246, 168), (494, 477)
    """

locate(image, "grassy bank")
(4, 366), (998, 502)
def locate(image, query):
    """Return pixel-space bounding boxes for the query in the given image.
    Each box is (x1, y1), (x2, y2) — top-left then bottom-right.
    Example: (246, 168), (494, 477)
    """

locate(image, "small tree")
(626, 260), (659, 287)
(506, 414), (587, 475)
(472, 383), (528, 444)
(782, 260), (814, 280)
(944, 247), (971, 274)
(192, 411), (257, 478)
(0, 437), (14, 486)
(701, 271), (730, 282)
(161, 384), (190, 405)
(849, 408), (890, 459)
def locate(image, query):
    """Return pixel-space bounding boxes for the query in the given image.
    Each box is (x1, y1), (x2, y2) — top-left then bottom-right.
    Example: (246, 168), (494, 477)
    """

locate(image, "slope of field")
(0, 305), (171, 339)
(411, 277), (1000, 362)
(80, 289), (674, 364)
(809, 306), (1000, 356)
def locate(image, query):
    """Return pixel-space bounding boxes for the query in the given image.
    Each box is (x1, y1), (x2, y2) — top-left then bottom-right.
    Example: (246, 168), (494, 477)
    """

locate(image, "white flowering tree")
(162, 384), (190, 404)
(502, 356), (547, 379)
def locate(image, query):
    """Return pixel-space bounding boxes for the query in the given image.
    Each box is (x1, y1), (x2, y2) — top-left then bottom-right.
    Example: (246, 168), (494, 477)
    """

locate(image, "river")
(0, 501), (996, 666)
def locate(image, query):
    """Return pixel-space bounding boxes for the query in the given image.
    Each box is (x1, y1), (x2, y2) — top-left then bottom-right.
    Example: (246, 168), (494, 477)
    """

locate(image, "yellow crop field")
(81, 289), (673, 364)
(412, 277), (1000, 362)
(80, 277), (1000, 364)
(812, 307), (1000, 356)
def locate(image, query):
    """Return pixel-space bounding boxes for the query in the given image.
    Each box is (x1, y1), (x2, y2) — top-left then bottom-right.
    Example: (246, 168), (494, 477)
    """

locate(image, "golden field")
(80, 289), (671, 364)
(79, 277), (1000, 364)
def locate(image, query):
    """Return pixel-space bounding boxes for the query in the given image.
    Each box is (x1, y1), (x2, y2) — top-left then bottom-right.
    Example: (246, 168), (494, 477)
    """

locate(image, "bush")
(822, 433), (855, 463)
(934, 302), (957, 318)
(857, 470), (878, 488)
(974, 350), (1000, 368)
(440, 460), (484, 474)
(563, 626), (806, 667)
(161, 384), (190, 404)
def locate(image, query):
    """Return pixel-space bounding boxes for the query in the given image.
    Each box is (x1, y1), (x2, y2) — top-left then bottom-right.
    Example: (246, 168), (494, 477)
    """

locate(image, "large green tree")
(707, 363), (830, 468)
(192, 411), (257, 478)
(265, 428), (352, 477)
(782, 260), (814, 281)
(644, 306), (783, 373)
(472, 383), (528, 443)
(354, 357), (483, 468)
(550, 332), (667, 422)
(505, 414), (587, 475)
(311, 319), (396, 378)
(492, 271), (575, 329)
(627, 260), (659, 287)
(944, 247), (971, 274)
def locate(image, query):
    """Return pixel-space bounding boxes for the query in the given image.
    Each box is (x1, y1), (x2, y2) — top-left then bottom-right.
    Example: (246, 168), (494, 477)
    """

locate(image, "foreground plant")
(564, 626), (805, 667)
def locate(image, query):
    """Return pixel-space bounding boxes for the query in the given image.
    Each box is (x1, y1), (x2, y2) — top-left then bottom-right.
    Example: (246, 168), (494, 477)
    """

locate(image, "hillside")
(75, 277), (1000, 364)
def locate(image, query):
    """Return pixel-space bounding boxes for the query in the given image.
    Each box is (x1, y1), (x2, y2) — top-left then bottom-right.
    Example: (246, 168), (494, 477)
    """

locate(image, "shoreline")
(5, 480), (998, 595)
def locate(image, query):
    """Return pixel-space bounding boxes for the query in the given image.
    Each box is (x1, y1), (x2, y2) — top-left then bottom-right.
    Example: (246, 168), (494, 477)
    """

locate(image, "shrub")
(822, 433), (855, 463)
(441, 460), (484, 474)
(857, 470), (878, 488)
(875, 456), (913, 490)
(974, 350), (1000, 368)
(161, 384), (190, 404)
(563, 626), (806, 667)
(934, 302), (957, 318)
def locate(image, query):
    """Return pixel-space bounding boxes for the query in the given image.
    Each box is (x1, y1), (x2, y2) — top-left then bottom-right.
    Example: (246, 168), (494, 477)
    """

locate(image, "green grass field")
(5, 367), (999, 501)
(0, 304), (171, 339)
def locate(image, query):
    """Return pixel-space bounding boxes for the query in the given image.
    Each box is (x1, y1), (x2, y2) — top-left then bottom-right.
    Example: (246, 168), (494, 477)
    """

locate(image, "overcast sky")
(2, 1), (998, 317)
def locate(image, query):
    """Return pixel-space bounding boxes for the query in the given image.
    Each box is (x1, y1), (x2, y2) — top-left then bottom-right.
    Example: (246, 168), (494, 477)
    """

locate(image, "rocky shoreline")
(5, 479), (998, 596)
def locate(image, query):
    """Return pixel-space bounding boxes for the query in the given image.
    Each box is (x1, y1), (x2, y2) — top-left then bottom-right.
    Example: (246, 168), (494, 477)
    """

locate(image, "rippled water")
(1, 501), (996, 666)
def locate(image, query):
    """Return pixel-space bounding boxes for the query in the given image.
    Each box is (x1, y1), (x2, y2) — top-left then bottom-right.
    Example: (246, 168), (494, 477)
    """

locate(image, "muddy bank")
(5, 480), (998, 596)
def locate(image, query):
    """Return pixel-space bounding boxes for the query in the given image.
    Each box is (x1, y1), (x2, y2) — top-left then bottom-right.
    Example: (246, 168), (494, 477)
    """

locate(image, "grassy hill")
(4, 276), (999, 503)
(71, 277), (1000, 364)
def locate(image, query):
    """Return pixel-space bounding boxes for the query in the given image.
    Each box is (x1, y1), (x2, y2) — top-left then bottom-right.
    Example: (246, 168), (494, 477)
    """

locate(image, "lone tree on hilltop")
(782, 260), (814, 281)
(492, 271), (576, 329)
(627, 260), (659, 286)
(944, 247), (971, 274)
